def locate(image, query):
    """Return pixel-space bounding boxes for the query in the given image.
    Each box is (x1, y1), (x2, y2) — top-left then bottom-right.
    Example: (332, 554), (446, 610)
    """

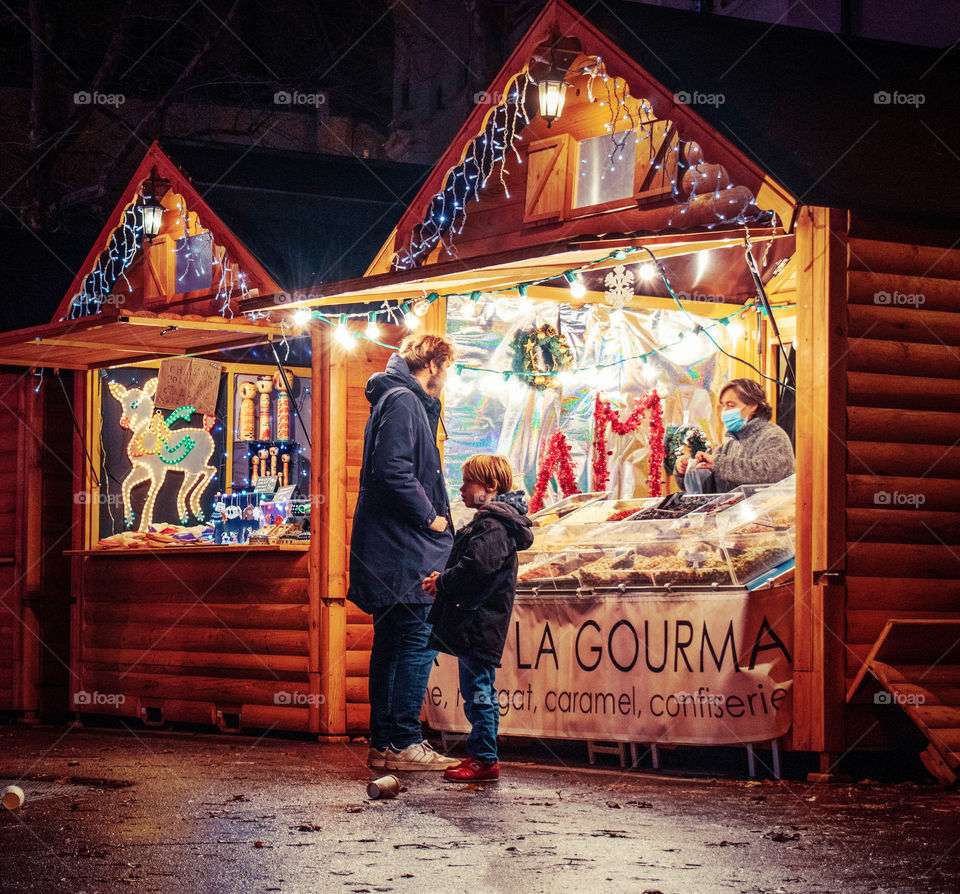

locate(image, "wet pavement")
(1, 724), (958, 893)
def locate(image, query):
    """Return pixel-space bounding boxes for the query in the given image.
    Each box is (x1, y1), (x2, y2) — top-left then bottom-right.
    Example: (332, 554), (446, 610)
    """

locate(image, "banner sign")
(424, 587), (793, 745)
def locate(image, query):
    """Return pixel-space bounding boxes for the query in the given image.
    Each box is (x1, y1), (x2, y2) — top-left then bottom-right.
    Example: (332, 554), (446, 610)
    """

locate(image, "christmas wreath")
(663, 425), (711, 475)
(509, 323), (573, 389)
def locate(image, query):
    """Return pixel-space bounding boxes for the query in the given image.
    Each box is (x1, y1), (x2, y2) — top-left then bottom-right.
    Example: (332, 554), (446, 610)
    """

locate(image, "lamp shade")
(141, 202), (165, 239)
(140, 165), (170, 239)
(537, 77), (568, 127)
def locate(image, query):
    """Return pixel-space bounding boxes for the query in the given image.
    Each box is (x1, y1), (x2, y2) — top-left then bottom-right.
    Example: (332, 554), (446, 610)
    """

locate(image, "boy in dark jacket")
(422, 455), (534, 782)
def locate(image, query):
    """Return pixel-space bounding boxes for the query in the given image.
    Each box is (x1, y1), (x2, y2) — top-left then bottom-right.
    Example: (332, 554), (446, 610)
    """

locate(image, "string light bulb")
(564, 270), (587, 299)
(638, 262), (658, 281)
(727, 319), (746, 341)
(365, 312), (380, 341)
(402, 303), (420, 329)
(293, 308), (312, 326)
(334, 314), (355, 349)
(517, 282), (532, 313)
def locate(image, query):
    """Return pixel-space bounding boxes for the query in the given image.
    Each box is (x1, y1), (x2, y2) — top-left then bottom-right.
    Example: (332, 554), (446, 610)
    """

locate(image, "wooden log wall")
(0, 372), (73, 718)
(842, 216), (960, 749)
(76, 550), (312, 732)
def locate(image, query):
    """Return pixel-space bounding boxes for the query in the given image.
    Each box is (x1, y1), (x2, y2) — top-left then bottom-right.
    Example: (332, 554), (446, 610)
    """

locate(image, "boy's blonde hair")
(462, 454), (513, 495)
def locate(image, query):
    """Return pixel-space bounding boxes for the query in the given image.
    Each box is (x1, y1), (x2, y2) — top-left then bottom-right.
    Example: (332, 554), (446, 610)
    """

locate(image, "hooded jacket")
(427, 493), (534, 666)
(677, 416), (795, 493)
(347, 353), (453, 613)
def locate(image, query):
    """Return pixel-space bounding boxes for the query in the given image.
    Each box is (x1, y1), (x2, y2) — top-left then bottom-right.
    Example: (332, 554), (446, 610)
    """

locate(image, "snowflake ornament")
(604, 264), (635, 309)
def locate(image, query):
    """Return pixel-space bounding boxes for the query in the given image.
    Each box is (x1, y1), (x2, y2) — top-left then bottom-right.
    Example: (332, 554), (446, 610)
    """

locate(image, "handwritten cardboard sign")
(254, 475), (280, 495)
(156, 357), (223, 416)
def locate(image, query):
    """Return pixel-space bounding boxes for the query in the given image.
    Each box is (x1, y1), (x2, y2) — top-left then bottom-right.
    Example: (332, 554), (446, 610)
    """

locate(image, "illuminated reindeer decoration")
(108, 377), (217, 530)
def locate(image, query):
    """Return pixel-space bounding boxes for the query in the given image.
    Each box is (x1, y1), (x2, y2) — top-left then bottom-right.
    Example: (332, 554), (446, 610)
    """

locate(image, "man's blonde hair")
(398, 333), (455, 373)
(462, 454), (513, 495)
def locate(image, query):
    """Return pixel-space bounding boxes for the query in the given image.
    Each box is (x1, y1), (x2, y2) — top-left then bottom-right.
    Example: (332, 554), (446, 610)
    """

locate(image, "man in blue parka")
(348, 333), (459, 771)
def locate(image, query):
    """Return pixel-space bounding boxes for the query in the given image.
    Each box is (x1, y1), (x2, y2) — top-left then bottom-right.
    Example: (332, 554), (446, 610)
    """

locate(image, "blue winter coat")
(347, 354), (454, 613)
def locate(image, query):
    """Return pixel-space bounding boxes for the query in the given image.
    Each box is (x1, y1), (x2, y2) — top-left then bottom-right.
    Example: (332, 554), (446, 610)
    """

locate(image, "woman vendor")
(676, 378), (794, 494)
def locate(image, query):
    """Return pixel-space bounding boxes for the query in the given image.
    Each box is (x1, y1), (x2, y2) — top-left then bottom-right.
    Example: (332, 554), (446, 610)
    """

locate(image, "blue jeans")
(458, 655), (499, 764)
(368, 603), (436, 751)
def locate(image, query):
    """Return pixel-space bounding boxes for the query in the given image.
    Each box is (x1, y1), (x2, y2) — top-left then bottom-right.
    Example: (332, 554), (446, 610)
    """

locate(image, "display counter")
(71, 546), (318, 733)
(426, 477), (796, 748)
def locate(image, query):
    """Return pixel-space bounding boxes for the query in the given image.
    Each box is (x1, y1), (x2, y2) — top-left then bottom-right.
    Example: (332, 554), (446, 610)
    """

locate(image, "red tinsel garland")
(529, 430), (581, 514)
(592, 391), (665, 497)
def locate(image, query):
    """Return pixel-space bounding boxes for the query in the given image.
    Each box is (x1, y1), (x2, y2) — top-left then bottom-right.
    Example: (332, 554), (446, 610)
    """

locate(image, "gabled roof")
(53, 142), (283, 322)
(368, 0), (960, 276)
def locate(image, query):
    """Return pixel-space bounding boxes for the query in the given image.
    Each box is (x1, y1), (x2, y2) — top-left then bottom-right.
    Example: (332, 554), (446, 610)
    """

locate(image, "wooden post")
(17, 377), (45, 719)
(794, 206), (848, 761)
(312, 324), (348, 740)
(69, 372), (89, 715)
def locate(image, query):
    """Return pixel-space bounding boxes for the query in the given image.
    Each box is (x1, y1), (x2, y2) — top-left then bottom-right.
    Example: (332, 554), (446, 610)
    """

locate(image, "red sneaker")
(442, 758), (499, 782)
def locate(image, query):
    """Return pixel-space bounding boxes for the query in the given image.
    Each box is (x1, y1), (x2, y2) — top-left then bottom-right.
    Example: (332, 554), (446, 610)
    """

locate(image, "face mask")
(722, 407), (746, 433)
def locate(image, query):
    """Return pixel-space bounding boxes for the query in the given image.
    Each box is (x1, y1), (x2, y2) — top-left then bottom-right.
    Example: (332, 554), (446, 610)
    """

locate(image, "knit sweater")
(677, 417), (794, 493)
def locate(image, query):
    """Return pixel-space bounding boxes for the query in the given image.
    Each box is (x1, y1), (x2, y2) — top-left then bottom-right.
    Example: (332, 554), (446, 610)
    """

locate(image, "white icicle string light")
(394, 71), (532, 270)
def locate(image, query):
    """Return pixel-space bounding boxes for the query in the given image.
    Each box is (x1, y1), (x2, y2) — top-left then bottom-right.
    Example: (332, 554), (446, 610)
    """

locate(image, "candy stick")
(273, 369), (295, 442)
(269, 446), (278, 477)
(255, 376), (273, 441)
(238, 381), (257, 441)
(282, 453), (290, 487)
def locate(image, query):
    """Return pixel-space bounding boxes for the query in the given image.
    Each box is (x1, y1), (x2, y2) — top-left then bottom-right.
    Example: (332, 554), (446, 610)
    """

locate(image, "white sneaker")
(367, 747), (388, 769)
(385, 741), (459, 771)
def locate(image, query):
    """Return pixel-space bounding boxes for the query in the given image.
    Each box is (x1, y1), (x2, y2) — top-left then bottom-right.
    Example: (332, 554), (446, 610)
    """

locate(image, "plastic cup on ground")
(2, 785), (25, 810)
(367, 775), (400, 799)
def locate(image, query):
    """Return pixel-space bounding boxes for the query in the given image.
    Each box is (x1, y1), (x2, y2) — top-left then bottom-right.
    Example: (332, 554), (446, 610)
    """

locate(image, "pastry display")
(517, 479), (795, 590)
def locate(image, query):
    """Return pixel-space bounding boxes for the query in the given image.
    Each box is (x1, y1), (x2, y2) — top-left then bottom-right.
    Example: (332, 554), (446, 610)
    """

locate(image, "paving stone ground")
(1, 725), (958, 894)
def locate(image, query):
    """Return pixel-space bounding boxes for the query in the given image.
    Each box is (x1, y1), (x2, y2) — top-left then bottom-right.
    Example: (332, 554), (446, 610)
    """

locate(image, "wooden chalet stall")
(241, 0), (960, 775)
(0, 141), (426, 737)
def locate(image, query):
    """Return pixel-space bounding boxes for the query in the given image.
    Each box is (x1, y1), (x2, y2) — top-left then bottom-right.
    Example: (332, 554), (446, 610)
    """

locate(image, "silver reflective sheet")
(442, 295), (735, 505)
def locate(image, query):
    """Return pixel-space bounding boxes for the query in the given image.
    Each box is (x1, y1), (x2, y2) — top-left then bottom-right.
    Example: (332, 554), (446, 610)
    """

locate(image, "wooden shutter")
(524, 136), (569, 222)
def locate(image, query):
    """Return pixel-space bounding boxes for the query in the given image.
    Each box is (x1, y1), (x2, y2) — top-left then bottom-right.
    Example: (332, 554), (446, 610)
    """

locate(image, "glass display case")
(529, 492), (607, 526)
(529, 497), (659, 550)
(517, 477), (796, 591)
(715, 475), (796, 535)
